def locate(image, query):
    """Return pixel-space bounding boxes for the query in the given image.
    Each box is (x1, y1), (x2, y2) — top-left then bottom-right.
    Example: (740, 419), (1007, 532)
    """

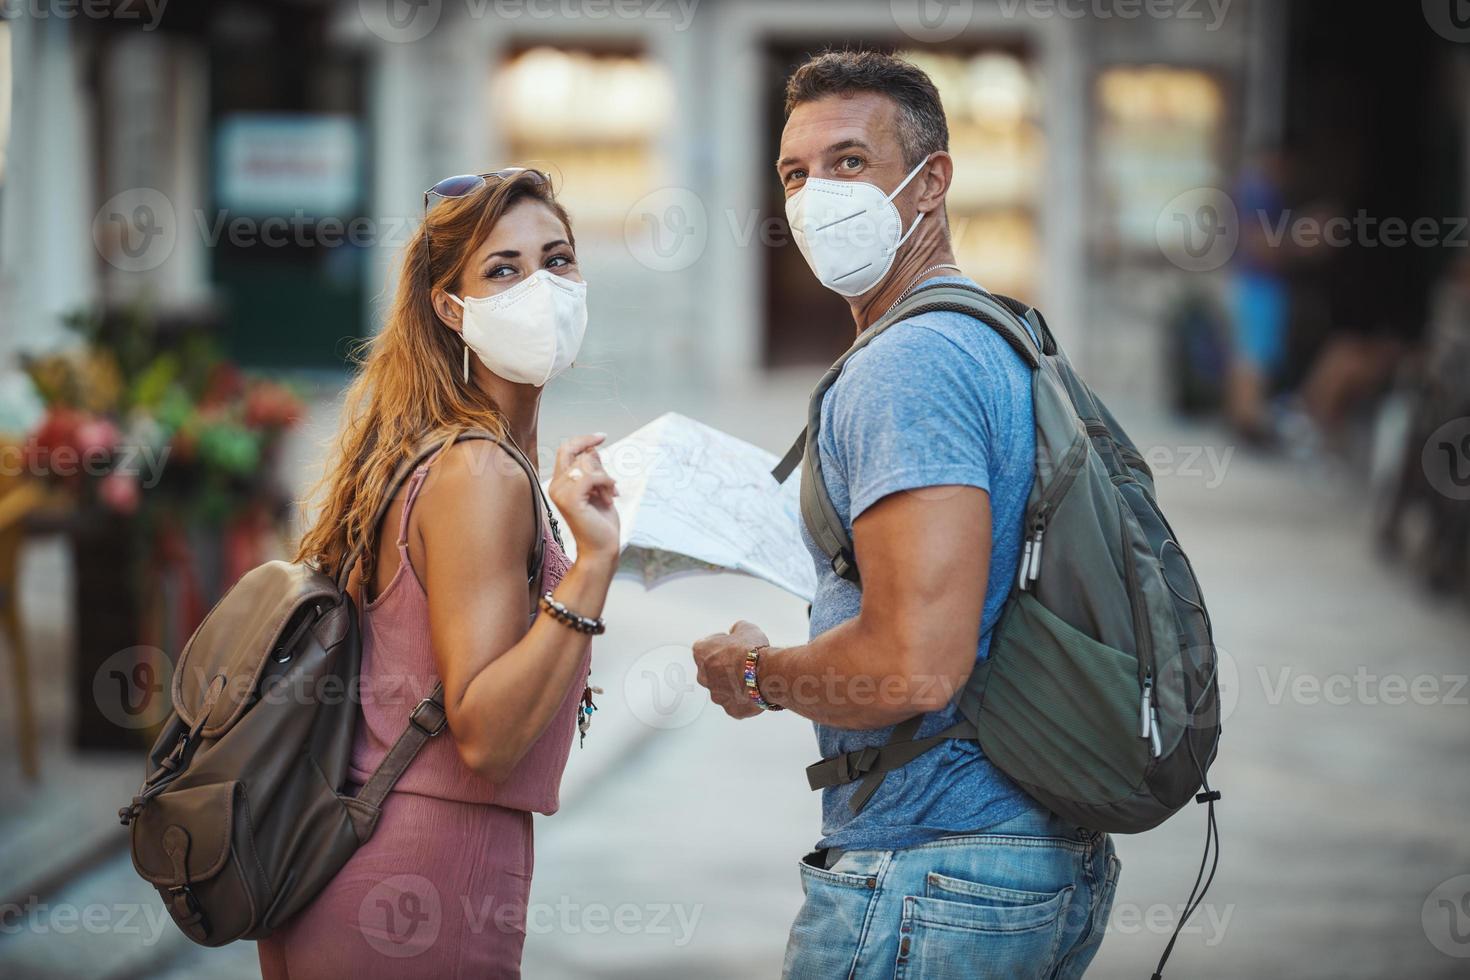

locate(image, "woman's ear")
(431, 287), (464, 334)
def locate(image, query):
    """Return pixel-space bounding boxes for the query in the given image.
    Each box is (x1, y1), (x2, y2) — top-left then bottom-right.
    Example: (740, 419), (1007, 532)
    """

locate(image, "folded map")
(550, 412), (817, 603)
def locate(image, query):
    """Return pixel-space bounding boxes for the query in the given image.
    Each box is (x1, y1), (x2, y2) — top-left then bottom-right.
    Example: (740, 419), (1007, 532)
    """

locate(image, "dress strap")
(395, 465), (433, 552)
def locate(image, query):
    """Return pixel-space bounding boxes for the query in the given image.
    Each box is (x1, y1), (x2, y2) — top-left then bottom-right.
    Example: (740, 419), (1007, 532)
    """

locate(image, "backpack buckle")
(167, 884), (209, 939)
(840, 746), (881, 783)
(830, 549), (859, 583)
(409, 697), (448, 737)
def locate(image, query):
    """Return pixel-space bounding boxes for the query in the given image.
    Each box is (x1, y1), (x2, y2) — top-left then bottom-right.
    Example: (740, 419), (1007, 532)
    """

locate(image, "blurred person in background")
(263, 170), (619, 978)
(693, 51), (1118, 979)
(1375, 253), (1470, 594)
(1272, 3), (1451, 457)
(1225, 148), (1292, 444)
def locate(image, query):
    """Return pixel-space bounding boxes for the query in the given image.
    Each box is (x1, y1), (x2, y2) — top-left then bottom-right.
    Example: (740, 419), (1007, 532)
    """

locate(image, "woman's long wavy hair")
(295, 171), (574, 583)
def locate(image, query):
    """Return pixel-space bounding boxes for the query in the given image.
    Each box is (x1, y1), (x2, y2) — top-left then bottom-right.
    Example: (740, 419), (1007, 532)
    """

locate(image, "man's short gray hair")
(783, 49), (950, 168)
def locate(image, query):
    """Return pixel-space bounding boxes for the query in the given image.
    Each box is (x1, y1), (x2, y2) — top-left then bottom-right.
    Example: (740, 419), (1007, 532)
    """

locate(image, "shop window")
(899, 50), (1043, 303)
(1094, 65), (1228, 258)
(492, 46), (673, 229)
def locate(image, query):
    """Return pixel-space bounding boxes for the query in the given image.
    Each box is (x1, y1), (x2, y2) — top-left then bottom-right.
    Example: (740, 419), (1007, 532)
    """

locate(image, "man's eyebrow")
(777, 139), (875, 170)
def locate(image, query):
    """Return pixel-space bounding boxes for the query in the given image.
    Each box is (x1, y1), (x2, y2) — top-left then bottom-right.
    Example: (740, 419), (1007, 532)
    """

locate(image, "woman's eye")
(546, 254), (572, 269)
(488, 264), (517, 279)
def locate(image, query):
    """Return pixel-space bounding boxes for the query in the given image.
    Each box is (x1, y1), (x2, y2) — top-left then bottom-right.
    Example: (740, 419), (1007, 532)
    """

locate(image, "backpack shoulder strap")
(344, 428), (548, 811)
(774, 281), (1050, 585)
(787, 284), (1059, 815)
(334, 429), (548, 593)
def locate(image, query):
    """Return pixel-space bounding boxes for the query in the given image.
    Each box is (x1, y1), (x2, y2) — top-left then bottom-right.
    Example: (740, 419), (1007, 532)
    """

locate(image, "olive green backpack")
(774, 282), (1223, 834)
(117, 430), (549, 947)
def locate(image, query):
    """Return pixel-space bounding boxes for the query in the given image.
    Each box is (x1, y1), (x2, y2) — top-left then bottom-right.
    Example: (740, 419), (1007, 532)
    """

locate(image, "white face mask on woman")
(449, 270), (588, 387)
(784, 154), (932, 297)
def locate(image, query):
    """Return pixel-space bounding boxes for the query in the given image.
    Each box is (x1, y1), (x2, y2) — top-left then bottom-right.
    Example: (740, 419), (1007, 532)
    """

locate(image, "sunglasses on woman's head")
(422, 168), (551, 264)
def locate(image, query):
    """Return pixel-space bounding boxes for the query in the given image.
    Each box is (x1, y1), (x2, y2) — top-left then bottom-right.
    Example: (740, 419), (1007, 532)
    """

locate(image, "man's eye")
(840, 156), (862, 171)
(784, 169), (807, 186)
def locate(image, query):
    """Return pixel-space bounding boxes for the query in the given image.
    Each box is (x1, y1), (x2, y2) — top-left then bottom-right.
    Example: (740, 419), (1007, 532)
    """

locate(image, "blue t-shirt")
(802, 277), (1047, 851)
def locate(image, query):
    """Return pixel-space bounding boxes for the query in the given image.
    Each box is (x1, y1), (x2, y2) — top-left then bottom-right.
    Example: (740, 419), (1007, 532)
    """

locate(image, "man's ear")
(431, 287), (464, 334)
(914, 152), (954, 214)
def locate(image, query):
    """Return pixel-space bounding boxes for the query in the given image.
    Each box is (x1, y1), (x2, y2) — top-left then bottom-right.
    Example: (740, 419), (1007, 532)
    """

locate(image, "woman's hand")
(548, 433), (620, 565)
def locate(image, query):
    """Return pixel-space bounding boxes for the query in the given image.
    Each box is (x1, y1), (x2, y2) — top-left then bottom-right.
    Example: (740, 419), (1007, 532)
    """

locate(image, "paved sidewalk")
(3, 385), (1468, 979)
(525, 411), (1470, 979)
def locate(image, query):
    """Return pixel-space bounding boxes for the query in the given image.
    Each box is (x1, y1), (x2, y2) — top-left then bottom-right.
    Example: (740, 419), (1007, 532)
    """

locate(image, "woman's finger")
(575, 472), (617, 504)
(555, 433), (606, 474)
(573, 446), (607, 473)
(550, 467), (615, 505)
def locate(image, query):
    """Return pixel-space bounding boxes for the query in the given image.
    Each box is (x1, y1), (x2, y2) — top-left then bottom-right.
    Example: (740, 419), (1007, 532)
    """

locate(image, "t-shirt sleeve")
(826, 321), (997, 522)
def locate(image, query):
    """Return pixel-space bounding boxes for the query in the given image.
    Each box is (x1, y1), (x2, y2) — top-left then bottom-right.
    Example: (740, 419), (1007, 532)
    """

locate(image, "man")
(692, 51), (1119, 978)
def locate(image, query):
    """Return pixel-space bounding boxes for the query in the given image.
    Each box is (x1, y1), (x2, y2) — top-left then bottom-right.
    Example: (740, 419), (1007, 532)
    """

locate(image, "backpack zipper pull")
(1018, 518), (1046, 591)
(1140, 672), (1154, 740)
(1149, 704), (1163, 758)
(1027, 525), (1045, 583)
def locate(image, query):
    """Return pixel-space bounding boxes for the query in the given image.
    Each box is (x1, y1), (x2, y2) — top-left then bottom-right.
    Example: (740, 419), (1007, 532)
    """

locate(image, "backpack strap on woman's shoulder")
(334, 429), (548, 594)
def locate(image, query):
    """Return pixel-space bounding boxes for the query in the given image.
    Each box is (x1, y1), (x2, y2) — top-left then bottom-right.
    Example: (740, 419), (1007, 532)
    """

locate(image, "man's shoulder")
(835, 305), (1031, 402)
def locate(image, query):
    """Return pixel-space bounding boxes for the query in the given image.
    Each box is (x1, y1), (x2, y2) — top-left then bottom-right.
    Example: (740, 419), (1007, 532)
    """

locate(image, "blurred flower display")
(16, 308), (305, 738)
(20, 308), (303, 524)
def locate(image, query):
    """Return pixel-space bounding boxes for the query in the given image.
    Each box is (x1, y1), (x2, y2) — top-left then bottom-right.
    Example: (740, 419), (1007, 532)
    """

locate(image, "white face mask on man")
(784, 154), (932, 297)
(449, 269), (588, 387)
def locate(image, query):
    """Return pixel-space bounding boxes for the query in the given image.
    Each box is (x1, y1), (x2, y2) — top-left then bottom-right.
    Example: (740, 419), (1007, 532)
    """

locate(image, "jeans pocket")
(893, 876), (1075, 980)
(784, 858), (882, 980)
(1054, 849), (1121, 980)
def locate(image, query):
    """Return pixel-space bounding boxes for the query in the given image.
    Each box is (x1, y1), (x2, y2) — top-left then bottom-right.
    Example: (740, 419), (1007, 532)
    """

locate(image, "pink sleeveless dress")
(258, 460), (589, 979)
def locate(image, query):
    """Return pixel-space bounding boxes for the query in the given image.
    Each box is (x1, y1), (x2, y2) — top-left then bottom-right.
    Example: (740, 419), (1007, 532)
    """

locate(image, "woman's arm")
(415, 435), (618, 782)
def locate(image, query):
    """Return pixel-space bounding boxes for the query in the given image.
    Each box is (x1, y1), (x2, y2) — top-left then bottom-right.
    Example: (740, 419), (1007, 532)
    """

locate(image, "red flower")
(244, 380), (304, 430)
(99, 470), (141, 514)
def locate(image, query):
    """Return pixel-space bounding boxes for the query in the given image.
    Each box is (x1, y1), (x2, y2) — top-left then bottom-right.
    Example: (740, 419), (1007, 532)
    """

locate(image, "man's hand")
(692, 620), (771, 719)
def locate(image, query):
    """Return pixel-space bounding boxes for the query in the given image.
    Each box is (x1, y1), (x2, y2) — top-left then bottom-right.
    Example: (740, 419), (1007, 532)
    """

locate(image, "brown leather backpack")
(118, 430), (548, 946)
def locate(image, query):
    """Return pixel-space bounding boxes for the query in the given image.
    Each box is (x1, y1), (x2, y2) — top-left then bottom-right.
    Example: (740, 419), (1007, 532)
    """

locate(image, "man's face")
(777, 92), (915, 203)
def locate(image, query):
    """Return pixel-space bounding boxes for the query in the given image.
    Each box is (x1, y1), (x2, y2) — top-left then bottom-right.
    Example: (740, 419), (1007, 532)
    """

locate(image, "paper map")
(550, 413), (817, 603)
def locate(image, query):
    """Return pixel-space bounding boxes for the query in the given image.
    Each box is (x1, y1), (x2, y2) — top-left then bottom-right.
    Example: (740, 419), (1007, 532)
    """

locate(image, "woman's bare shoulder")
(413, 439), (537, 545)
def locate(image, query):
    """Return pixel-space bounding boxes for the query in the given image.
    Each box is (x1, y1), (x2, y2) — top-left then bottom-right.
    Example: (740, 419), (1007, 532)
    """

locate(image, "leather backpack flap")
(171, 560), (345, 739)
(130, 780), (237, 887)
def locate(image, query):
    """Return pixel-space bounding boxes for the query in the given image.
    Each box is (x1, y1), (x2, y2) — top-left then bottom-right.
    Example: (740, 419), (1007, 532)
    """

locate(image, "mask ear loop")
(446, 293), (471, 385)
(882, 153), (934, 258)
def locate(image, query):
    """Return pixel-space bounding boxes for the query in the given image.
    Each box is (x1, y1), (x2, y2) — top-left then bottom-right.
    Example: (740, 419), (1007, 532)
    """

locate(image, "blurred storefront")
(7, 0), (1463, 407)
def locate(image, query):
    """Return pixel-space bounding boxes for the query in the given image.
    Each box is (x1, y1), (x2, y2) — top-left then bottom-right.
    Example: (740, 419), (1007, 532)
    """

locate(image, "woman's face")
(454, 198), (581, 301)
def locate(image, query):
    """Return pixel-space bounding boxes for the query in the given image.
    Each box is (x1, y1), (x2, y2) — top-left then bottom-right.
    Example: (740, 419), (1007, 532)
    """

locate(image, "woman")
(259, 169), (619, 977)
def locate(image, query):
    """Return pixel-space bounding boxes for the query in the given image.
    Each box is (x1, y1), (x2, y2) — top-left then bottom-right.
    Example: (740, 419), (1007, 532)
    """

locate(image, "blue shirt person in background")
(690, 50), (1120, 979)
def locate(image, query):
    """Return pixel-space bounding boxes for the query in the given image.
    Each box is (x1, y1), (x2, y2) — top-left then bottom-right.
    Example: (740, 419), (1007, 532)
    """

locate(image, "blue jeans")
(782, 808), (1120, 980)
